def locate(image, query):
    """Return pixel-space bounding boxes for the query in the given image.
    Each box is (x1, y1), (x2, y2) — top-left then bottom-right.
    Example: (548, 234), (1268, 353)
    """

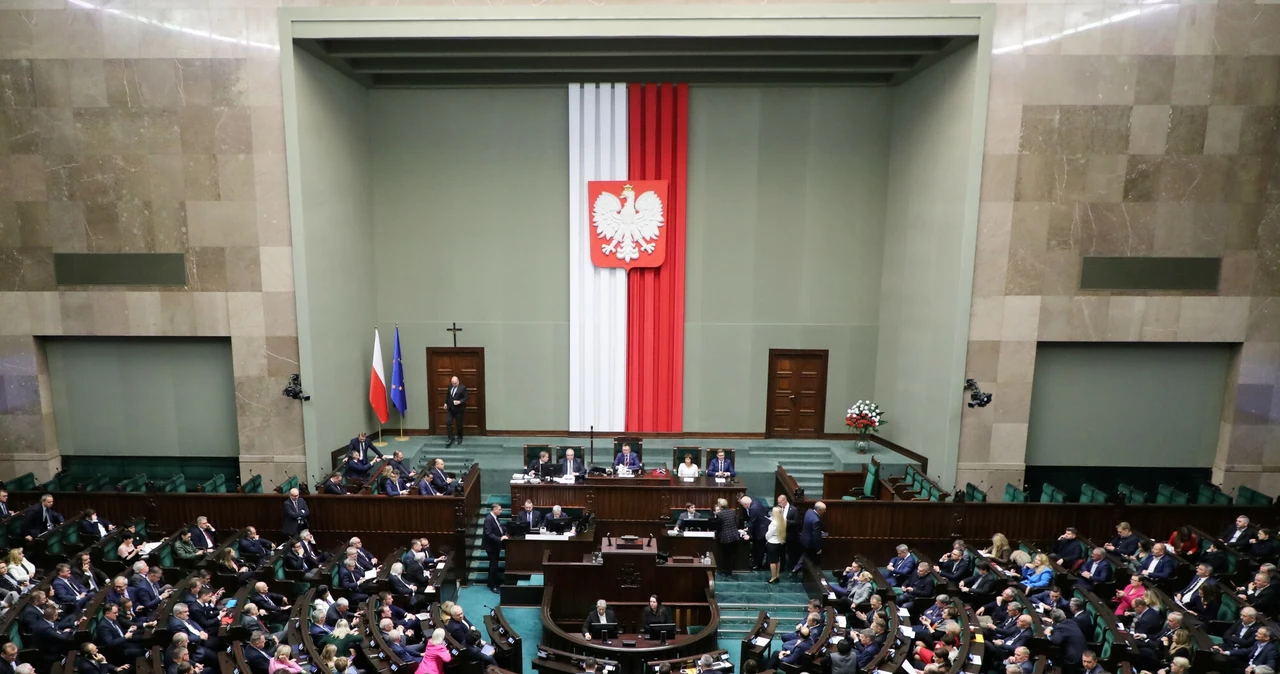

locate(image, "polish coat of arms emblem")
(587, 180), (669, 268)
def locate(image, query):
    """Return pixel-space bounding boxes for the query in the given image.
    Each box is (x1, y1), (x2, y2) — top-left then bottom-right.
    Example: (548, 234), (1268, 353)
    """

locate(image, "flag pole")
(395, 323), (409, 440)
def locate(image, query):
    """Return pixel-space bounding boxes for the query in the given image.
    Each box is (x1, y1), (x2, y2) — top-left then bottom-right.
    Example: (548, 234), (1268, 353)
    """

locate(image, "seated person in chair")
(708, 449), (735, 478)
(614, 444), (641, 471)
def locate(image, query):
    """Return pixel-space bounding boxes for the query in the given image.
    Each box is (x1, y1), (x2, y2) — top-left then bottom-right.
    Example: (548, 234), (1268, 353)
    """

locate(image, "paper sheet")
(753, 636), (770, 646)
(361, 569), (377, 581)
(900, 626), (915, 637)
(898, 607), (911, 617)
(969, 655), (982, 665)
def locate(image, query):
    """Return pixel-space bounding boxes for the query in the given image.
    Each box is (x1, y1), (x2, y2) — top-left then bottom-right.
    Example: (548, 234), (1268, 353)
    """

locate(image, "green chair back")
(4, 473), (36, 492)
(202, 474), (228, 493)
(1196, 483), (1220, 505)
(241, 475), (263, 493)
(1004, 483), (1026, 503)
(279, 476), (299, 493)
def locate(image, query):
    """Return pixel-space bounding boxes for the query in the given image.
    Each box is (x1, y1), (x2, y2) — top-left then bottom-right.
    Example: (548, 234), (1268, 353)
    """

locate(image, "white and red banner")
(369, 328), (389, 424)
(568, 83), (688, 433)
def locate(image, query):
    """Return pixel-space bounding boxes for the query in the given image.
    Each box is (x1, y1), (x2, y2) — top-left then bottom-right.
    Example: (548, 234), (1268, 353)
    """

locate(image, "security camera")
(963, 378), (992, 408)
(282, 373), (310, 401)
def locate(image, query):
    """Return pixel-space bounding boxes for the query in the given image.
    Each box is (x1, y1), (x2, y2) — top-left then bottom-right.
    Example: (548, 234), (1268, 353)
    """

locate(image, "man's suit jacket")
(309, 622), (333, 640)
(283, 551), (309, 571)
(190, 526), (218, 549)
(324, 605), (351, 627)
(446, 618), (480, 647)
(168, 617), (205, 644)
(1052, 538), (1085, 569)
(854, 639), (880, 669)
(781, 503), (801, 541)
(1223, 620), (1260, 649)
(355, 548), (375, 570)
(583, 609), (617, 634)
(707, 458), (735, 477)
(243, 644), (272, 674)
(1030, 591), (1069, 611)
(383, 477), (403, 496)
(888, 554), (918, 581)
(1079, 558), (1113, 586)
(1230, 641), (1278, 668)
(744, 499), (769, 538)
(613, 452), (641, 470)
(483, 513), (506, 553)
(446, 383), (469, 416)
(389, 574), (416, 596)
(1249, 584), (1279, 617)
(251, 591), (285, 614)
(1071, 611), (1095, 637)
(345, 455), (373, 480)
(966, 571), (999, 596)
(1050, 619), (1086, 665)
(387, 458), (414, 478)
(1003, 628), (1032, 653)
(240, 536), (270, 560)
(1138, 554), (1175, 580)
(429, 468), (453, 493)
(322, 481), (347, 495)
(77, 658), (118, 674)
(23, 504), (64, 538)
(191, 602), (220, 631)
(800, 509), (823, 550)
(95, 618), (131, 654)
(404, 557), (428, 585)
(939, 553), (972, 581)
(31, 620), (74, 655)
(339, 567), (363, 592)
(516, 509), (543, 530)
(282, 497), (308, 535)
(560, 458), (585, 476)
(348, 437), (384, 460)
(1176, 576), (1216, 610)
(783, 637), (816, 666)
(133, 579), (162, 611)
(1223, 526), (1258, 547)
(79, 518), (113, 540)
(903, 573), (936, 599)
(527, 459), (553, 474)
(1131, 609), (1162, 638)
(417, 477), (441, 496)
(1110, 534), (1140, 557)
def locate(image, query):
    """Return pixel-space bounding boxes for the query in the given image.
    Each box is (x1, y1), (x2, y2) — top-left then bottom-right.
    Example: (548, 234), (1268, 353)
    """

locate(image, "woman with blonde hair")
(440, 600), (456, 625)
(323, 618), (361, 655)
(765, 506), (786, 583)
(1021, 553), (1053, 591)
(268, 644), (303, 673)
(987, 533), (1012, 563)
(6, 549), (34, 590)
(416, 628), (453, 674)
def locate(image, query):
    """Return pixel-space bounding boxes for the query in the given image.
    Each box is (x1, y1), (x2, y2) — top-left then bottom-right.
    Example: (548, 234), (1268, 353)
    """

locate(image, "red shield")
(588, 180), (668, 268)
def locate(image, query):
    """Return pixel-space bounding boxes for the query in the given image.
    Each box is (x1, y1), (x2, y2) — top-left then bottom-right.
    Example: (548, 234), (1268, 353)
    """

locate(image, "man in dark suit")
(51, 563), (89, 612)
(1175, 563), (1216, 612)
(1048, 609), (1085, 669)
(1226, 626), (1277, 674)
(31, 605), (75, 665)
(282, 488), (309, 536)
(1130, 598), (1162, 639)
(938, 539), (974, 582)
(321, 474), (347, 495)
(1138, 543), (1175, 581)
(133, 567), (169, 614)
(1243, 572), (1279, 617)
(899, 562), (938, 611)
(345, 448), (373, 481)
(0, 643), (21, 674)
(386, 450), (417, 484)
(582, 600), (617, 640)
(483, 503), (507, 593)
(792, 501), (826, 575)
(417, 473), (442, 496)
(190, 516), (217, 550)
(446, 605), (496, 666)
(242, 632), (273, 674)
(349, 431), (383, 461)
(1081, 651), (1105, 674)
(768, 625), (815, 670)
(1078, 547), (1114, 589)
(560, 449), (585, 477)
(79, 509), (114, 540)
(1221, 608), (1262, 651)
(527, 451), (553, 475)
(250, 581), (290, 623)
(1050, 528), (1086, 571)
(325, 598), (354, 626)
(1005, 647), (1035, 674)
(22, 494), (63, 541)
(338, 559), (369, 603)
(191, 587), (222, 632)
(167, 603), (214, 664)
(1068, 598), (1094, 637)
(309, 608), (333, 640)
(989, 614), (1034, 662)
(1105, 522), (1141, 558)
(76, 643), (120, 674)
(739, 496), (769, 570)
(776, 494), (802, 568)
(961, 562), (1000, 598)
(614, 443), (641, 471)
(239, 527), (272, 564)
(708, 449), (735, 478)
(1223, 516), (1258, 550)
(443, 376), (469, 446)
(1030, 587), (1069, 612)
(283, 542), (311, 572)
(94, 604), (146, 664)
(516, 500), (543, 531)
(429, 458), (458, 495)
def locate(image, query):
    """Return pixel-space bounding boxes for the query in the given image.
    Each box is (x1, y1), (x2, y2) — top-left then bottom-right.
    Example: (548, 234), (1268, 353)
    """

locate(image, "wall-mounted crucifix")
(447, 322), (463, 347)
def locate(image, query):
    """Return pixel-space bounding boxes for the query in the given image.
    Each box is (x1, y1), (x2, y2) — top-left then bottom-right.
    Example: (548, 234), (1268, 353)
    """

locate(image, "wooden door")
(766, 349), (828, 438)
(426, 347), (486, 436)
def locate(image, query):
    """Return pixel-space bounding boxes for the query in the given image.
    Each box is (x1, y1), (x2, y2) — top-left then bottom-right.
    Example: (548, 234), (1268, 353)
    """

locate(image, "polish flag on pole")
(369, 329), (389, 424)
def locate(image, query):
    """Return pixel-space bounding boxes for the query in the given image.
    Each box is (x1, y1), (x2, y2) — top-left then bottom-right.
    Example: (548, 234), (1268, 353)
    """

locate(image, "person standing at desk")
(615, 444), (641, 471)
(482, 504), (507, 594)
(443, 376), (469, 447)
(561, 449), (585, 477)
(582, 600), (616, 641)
(282, 488), (308, 536)
(517, 500), (543, 531)
(641, 595), (673, 633)
(792, 501), (827, 575)
(739, 496), (769, 571)
(708, 450), (735, 478)
(713, 499), (741, 577)
(349, 432), (383, 461)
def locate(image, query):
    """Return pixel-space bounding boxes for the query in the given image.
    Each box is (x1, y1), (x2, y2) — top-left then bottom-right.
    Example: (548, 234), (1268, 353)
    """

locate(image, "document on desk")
(361, 569), (377, 582)
(898, 607), (911, 617)
(416, 612), (433, 620)
(902, 662), (918, 674)
(752, 636), (770, 647)
(969, 655), (982, 665)
(682, 478), (695, 483)
(715, 478), (726, 484)
(899, 625), (915, 637)
(526, 533), (572, 541)
(481, 645), (496, 657)
(138, 542), (162, 557)
(436, 562), (446, 570)
(836, 616), (848, 628)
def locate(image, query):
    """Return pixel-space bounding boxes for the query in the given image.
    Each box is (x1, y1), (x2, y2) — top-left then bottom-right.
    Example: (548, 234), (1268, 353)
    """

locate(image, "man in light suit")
(560, 449), (585, 477)
(443, 376), (469, 447)
(708, 449), (735, 478)
(614, 444), (641, 471)
(483, 503), (507, 593)
(282, 488), (308, 536)
(792, 501), (826, 575)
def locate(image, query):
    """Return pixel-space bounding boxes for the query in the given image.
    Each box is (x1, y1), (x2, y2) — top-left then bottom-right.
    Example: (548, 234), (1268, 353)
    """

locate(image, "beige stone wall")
(0, 0), (1275, 494)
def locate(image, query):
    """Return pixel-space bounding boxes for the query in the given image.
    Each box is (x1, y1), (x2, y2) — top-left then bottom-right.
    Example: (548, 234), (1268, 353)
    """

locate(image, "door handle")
(789, 395), (796, 401)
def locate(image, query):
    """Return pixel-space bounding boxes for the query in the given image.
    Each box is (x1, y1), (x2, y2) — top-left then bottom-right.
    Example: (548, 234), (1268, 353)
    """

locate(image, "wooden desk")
(739, 611), (777, 666)
(511, 476), (744, 527)
(506, 523), (598, 576)
(485, 607), (524, 674)
(540, 539), (720, 674)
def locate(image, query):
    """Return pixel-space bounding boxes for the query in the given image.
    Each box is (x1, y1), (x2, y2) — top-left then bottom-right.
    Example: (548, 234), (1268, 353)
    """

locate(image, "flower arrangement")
(845, 400), (884, 435)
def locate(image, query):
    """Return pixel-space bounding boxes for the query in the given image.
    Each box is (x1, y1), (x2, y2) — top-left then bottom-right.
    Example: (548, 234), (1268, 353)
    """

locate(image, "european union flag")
(390, 327), (407, 416)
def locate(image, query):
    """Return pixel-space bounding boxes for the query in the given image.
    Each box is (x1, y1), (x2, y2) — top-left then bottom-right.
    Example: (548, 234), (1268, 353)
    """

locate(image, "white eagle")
(592, 184), (664, 263)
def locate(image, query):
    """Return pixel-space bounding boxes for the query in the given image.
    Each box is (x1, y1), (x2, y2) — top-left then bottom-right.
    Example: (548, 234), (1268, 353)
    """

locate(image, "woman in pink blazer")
(416, 628), (453, 674)
(1113, 573), (1145, 615)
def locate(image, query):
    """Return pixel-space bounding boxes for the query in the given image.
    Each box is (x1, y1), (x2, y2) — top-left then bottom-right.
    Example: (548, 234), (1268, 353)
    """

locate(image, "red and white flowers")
(846, 400), (884, 434)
